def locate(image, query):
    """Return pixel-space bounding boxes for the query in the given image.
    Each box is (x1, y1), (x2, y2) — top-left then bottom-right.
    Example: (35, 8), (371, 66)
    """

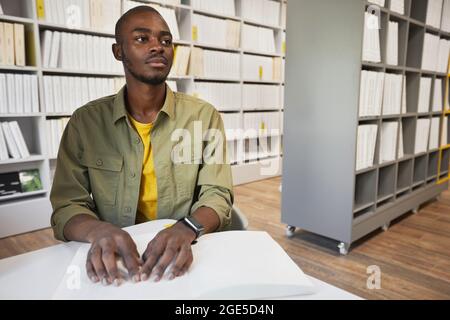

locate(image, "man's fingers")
(102, 248), (120, 285)
(121, 251), (141, 283)
(86, 259), (99, 283)
(178, 259), (192, 277)
(169, 244), (192, 279)
(149, 244), (178, 282)
(140, 241), (165, 281)
(89, 246), (109, 285)
(116, 235), (142, 283)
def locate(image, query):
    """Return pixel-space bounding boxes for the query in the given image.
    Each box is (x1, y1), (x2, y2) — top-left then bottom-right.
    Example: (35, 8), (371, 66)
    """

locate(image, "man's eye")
(161, 38), (172, 46)
(136, 36), (148, 43)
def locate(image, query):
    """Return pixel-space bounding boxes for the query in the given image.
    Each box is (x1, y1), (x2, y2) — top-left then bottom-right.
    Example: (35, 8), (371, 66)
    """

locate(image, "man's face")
(116, 11), (174, 85)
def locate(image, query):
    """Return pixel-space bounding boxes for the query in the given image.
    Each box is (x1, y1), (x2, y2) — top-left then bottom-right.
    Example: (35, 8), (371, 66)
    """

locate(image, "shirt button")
(125, 207), (131, 213)
(96, 159), (103, 166)
(135, 138), (140, 144)
(130, 172), (136, 178)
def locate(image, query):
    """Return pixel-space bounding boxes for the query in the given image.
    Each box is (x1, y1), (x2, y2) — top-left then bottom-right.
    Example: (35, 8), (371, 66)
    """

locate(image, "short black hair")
(115, 5), (163, 43)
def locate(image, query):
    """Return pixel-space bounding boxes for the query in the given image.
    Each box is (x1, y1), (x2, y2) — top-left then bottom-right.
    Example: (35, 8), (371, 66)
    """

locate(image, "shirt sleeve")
(49, 112), (98, 241)
(190, 107), (234, 230)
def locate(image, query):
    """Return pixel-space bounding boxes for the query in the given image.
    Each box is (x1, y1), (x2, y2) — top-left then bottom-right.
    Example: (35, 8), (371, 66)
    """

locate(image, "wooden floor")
(1, 176), (449, 299)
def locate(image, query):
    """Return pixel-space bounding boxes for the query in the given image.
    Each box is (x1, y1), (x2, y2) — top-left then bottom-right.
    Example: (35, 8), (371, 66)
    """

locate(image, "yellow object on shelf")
(36, 0), (45, 19)
(192, 25), (198, 41)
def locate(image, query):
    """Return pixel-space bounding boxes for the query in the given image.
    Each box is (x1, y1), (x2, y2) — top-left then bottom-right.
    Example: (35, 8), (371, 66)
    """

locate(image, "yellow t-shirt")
(128, 115), (158, 223)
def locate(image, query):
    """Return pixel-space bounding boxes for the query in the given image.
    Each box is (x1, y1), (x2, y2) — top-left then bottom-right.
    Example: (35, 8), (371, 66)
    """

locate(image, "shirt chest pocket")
(173, 151), (201, 201)
(81, 152), (123, 206)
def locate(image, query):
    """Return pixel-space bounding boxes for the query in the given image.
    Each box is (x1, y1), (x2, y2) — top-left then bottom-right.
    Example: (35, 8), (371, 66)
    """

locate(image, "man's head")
(113, 6), (174, 85)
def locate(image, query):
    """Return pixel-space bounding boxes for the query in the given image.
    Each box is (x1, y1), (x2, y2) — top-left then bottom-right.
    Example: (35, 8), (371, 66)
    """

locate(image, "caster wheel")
(412, 207), (419, 214)
(286, 225), (296, 238)
(382, 222), (390, 232)
(338, 242), (349, 255)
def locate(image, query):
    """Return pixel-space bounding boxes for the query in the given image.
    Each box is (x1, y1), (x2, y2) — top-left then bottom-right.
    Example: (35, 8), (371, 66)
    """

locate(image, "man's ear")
(112, 43), (122, 61)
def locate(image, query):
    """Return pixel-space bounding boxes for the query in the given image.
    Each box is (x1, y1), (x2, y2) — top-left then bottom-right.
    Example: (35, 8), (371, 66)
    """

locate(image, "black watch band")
(178, 216), (205, 240)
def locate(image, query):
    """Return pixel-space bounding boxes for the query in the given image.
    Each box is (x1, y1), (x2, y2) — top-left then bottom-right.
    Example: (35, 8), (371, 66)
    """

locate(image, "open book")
(52, 228), (316, 299)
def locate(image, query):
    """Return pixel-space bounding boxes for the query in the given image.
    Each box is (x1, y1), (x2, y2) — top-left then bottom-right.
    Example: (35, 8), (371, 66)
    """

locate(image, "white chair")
(222, 205), (249, 231)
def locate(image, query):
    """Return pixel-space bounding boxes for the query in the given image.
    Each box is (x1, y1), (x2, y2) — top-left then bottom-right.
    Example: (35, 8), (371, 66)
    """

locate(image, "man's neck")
(125, 78), (166, 124)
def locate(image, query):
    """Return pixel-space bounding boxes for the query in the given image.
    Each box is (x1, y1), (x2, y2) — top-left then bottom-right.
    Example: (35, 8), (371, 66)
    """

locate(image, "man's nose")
(148, 36), (164, 53)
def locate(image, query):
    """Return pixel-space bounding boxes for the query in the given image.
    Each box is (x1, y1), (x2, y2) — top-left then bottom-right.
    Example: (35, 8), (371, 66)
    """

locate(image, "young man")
(50, 6), (233, 286)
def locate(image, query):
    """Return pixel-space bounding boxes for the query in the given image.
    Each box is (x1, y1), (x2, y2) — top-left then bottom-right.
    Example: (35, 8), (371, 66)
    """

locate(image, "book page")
(52, 230), (315, 300)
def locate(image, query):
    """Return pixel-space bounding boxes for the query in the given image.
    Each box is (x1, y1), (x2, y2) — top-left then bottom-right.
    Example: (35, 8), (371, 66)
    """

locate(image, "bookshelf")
(0, 0), (287, 237)
(282, 0), (450, 254)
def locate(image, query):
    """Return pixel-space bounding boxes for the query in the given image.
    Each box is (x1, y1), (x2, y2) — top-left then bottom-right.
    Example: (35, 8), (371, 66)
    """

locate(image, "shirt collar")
(113, 83), (175, 124)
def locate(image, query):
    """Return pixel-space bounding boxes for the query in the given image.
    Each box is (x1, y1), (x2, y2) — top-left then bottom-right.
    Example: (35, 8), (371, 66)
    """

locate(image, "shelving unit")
(0, 0), (287, 237)
(437, 54), (450, 183)
(282, 0), (450, 254)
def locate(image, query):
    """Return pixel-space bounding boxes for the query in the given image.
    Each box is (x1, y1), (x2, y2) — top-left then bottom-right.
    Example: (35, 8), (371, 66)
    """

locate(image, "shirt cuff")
(51, 205), (99, 242)
(190, 187), (233, 231)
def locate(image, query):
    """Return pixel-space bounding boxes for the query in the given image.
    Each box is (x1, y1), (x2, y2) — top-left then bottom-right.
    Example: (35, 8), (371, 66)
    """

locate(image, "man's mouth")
(145, 56), (168, 68)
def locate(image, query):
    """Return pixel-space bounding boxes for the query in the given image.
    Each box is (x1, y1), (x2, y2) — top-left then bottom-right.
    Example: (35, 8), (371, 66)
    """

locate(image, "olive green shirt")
(50, 85), (234, 241)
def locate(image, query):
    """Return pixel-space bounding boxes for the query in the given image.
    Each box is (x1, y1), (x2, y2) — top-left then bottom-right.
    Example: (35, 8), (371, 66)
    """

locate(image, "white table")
(0, 220), (361, 300)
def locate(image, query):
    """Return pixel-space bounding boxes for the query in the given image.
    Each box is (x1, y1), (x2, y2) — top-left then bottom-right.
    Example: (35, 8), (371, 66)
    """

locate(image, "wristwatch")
(178, 216), (205, 240)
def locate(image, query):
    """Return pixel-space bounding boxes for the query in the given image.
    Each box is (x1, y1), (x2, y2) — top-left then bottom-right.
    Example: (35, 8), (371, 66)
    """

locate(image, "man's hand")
(140, 222), (196, 282)
(85, 223), (142, 286)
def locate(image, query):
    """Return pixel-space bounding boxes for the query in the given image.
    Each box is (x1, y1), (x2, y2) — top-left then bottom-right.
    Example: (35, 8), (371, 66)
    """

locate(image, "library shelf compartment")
(377, 163), (396, 204)
(0, 0), (34, 20)
(0, 17), (37, 68)
(427, 150), (439, 179)
(406, 23), (425, 69)
(401, 116), (416, 155)
(282, 0), (450, 255)
(0, 196), (52, 238)
(397, 158), (413, 194)
(353, 169), (377, 218)
(413, 154), (427, 186)
(386, 14), (409, 68)
(405, 71), (421, 113)
(410, 0), (427, 24)
(0, 116), (45, 159)
(0, 157), (51, 239)
(439, 147), (450, 174)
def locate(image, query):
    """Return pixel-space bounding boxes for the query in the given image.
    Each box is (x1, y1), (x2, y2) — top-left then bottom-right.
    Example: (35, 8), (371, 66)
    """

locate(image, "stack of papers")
(429, 117), (440, 150)
(380, 121), (398, 163)
(359, 70), (385, 117)
(432, 79), (443, 112)
(362, 12), (381, 63)
(417, 77), (432, 113)
(386, 21), (399, 66)
(426, 0), (444, 29)
(382, 73), (403, 115)
(356, 124), (378, 171)
(390, 0), (404, 14)
(415, 118), (431, 154)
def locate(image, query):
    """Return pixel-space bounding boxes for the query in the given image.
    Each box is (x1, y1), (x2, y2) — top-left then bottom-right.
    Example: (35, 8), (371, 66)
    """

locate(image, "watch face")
(187, 216), (205, 231)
